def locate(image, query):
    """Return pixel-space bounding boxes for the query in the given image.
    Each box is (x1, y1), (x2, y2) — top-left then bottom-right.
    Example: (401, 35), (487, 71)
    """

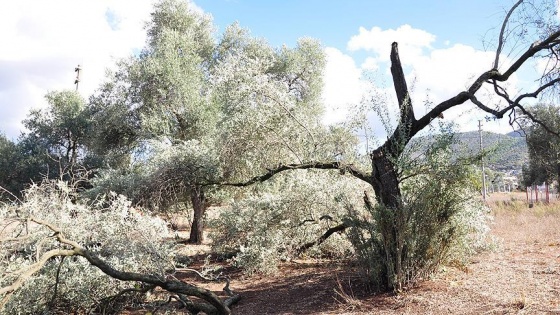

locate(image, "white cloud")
(0, 0), (156, 139)
(360, 57), (379, 71)
(321, 47), (368, 125)
(347, 24), (436, 65)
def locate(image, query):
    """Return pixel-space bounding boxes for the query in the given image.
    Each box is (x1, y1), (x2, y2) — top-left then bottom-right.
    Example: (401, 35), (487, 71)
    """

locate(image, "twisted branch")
(0, 218), (239, 315)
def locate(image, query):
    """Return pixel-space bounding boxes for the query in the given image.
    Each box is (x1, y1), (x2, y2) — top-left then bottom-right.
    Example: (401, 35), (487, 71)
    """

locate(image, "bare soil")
(137, 192), (560, 314)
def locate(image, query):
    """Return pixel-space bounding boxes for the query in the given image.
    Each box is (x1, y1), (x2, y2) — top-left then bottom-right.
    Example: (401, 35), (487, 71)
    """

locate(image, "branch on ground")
(0, 217), (240, 315)
(295, 223), (348, 257)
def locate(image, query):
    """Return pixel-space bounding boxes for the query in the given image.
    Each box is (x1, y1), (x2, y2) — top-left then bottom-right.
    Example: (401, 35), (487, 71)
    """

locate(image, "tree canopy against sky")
(1, 0), (540, 140)
(522, 104), (560, 186)
(85, 0), (353, 244)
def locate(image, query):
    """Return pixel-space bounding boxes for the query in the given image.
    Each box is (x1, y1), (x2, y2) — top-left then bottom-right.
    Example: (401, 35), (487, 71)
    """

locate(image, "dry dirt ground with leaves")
(133, 192), (560, 314)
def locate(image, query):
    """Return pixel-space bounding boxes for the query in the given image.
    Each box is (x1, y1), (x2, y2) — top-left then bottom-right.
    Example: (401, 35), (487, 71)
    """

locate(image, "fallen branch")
(295, 223), (349, 257)
(97, 284), (156, 314)
(0, 217), (240, 315)
(0, 248), (77, 308)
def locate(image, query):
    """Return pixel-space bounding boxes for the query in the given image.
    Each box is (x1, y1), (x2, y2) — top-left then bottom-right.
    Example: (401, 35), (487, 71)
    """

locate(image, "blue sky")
(195, 0), (512, 63)
(0, 0), (532, 140)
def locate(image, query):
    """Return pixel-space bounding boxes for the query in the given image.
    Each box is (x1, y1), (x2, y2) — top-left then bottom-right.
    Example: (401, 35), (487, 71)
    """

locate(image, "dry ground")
(136, 192), (560, 314)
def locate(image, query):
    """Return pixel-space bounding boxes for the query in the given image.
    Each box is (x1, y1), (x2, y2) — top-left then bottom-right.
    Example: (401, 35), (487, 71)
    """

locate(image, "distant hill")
(454, 131), (527, 172)
(505, 130), (526, 138)
(409, 131), (528, 173)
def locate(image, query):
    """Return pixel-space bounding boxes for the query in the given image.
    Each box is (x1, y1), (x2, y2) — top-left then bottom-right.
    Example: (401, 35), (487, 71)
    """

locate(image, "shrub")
(0, 180), (174, 314)
(347, 139), (490, 291)
(210, 170), (367, 274)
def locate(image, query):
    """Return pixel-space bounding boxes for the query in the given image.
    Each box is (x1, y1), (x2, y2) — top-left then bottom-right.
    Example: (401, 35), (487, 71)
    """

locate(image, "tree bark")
(370, 148), (401, 208)
(370, 148), (403, 290)
(189, 186), (207, 244)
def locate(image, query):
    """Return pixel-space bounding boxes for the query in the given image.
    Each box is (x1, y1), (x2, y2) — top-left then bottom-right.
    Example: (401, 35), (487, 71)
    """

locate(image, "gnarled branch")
(295, 223), (348, 257)
(1, 217), (239, 315)
(211, 161), (372, 187)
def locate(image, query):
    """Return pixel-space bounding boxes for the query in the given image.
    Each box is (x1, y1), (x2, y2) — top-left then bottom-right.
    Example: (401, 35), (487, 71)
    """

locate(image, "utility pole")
(479, 120), (487, 200)
(74, 65), (81, 91)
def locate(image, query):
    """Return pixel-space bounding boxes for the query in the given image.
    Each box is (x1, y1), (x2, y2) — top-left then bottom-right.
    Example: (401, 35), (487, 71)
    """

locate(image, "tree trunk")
(356, 43), (415, 291)
(370, 148), (401, 208)
(189, 186), (207, 244)
(369, 147), (405, 291)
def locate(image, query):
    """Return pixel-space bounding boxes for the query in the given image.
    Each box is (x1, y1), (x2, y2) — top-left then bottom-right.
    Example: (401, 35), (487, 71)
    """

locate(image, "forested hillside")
(412, 131), (528, 173)
(454, 131), (527, 172)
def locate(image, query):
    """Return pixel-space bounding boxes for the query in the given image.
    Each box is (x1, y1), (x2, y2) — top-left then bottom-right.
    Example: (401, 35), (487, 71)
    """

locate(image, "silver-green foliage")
(88, 139), (222, 211)
(0, 181), (173, 314)
(211, 170), (368, 275)
(212, 24), (329, 180)
(348, 136), (490, 290)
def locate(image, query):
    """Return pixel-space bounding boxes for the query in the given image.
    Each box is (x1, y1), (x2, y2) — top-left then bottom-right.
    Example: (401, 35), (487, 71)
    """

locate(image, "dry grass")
(333, 273), (364, 312)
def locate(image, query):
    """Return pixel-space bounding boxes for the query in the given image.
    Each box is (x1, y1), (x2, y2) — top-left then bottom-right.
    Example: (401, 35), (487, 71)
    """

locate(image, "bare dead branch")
(515, 104), (559, 136)
(497, 29), (560, 80)
(467, 78), (560, 136)
(468, 94), (503, 117)
(513, 77), (560, 105)
(494, 0), (524, 68)
(390, 42), (416, 126)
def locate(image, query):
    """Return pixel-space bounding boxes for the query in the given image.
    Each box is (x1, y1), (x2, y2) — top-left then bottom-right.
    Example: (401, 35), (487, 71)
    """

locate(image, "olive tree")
(521, 104), (560, 186)
(87, 0), (218, 244)
(22, 91), (93, 173)
(89, 0), (343, 244)
(0, 91), (98, 200)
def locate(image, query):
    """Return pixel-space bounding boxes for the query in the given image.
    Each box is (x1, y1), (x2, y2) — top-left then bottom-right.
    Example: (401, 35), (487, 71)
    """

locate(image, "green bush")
(210, 170), (366, 274)
(347, 144), (490, 291)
